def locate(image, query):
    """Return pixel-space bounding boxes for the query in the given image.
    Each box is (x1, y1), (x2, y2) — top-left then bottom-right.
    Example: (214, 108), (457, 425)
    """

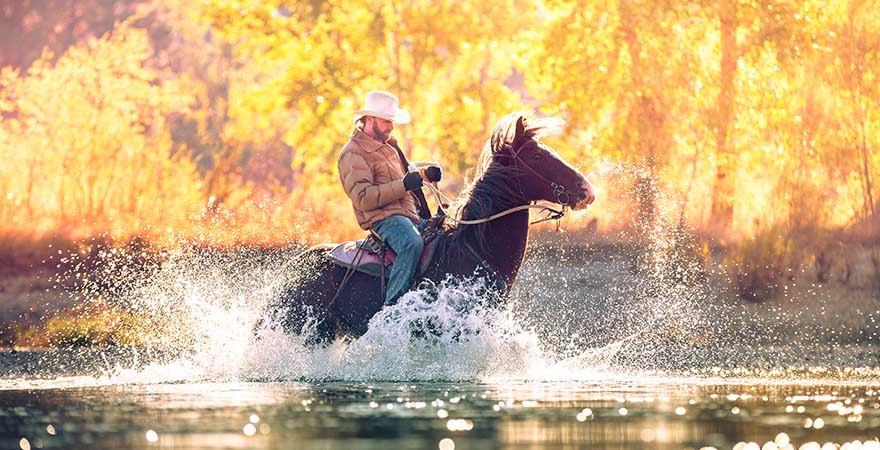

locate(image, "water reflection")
(2, 379), (880, 449)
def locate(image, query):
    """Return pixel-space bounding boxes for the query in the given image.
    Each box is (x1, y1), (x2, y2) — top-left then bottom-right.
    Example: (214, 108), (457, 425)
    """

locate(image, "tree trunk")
(618, 0), (662, 232)
(709, 0), (738, 233)
(860, 120), (874, 218)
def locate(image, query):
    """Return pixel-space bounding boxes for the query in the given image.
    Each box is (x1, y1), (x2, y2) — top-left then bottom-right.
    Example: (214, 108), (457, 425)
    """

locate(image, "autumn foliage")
(1, 0), (878, 248)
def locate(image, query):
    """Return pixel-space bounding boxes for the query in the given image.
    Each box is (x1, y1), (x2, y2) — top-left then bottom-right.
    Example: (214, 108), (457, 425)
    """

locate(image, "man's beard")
(371, 121), (390, 142)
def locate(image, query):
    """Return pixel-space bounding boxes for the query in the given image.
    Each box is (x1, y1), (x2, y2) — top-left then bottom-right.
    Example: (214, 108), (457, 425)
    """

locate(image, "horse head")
(495, 114), (595, 210)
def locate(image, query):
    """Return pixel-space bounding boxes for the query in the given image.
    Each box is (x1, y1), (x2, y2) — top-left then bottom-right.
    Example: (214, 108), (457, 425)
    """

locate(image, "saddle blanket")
(326, 236), (439, 278)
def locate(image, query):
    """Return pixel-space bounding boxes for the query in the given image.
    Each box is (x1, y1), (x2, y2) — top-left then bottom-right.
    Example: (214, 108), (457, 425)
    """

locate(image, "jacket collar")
(350, 128), (387, 153)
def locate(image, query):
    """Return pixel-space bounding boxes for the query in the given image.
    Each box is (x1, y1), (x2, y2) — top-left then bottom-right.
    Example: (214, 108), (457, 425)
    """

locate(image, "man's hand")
(424, 166), (442, 182)
(403, 171), (424, 191)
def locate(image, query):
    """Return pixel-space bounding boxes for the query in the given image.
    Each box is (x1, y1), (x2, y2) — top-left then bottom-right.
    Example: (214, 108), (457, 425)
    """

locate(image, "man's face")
(367, 116), (394, 142)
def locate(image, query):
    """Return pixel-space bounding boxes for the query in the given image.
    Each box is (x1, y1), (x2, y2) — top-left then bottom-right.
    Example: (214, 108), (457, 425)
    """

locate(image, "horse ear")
(514, 116), (526, 141)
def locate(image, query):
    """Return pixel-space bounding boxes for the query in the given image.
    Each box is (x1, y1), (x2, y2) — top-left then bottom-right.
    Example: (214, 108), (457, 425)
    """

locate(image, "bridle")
(435, 136), (577, 228)
(496, 138), (574, 206)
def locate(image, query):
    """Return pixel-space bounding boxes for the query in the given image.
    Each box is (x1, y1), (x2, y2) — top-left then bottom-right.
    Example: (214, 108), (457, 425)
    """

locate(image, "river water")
(1, 237), (879, 449)
(2, 372), (880, 450)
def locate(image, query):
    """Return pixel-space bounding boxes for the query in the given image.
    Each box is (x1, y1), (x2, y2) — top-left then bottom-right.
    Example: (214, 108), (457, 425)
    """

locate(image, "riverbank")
(1, 229), (878, 349)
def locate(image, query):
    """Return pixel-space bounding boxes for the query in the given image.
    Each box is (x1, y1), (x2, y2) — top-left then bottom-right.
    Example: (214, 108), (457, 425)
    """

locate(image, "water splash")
(244, 277), (545, 381)
(70, 234), (642, 383)
(3, 163), (878, 388)
(513, 161), (879, 375)
(2, 247), (637, 388)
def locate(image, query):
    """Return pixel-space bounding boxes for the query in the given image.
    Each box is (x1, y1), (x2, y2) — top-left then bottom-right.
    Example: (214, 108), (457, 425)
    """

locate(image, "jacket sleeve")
(339, 152), (407, 211)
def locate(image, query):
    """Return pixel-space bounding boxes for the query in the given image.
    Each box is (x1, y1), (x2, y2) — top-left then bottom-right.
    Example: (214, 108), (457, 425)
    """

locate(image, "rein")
(424, 183), (568, 229)
(423, 133), (577, 228)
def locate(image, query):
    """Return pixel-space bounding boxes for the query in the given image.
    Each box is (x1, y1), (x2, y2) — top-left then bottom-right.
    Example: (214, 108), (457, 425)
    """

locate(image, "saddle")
(325, 215), (445, 278)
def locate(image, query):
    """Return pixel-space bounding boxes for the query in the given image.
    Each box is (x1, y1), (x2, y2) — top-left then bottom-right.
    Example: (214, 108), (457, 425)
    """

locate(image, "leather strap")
(388, 139), (432, 219)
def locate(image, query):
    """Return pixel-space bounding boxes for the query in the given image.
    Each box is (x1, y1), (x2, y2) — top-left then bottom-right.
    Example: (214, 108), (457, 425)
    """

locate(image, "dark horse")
(263, 113), (595, 343)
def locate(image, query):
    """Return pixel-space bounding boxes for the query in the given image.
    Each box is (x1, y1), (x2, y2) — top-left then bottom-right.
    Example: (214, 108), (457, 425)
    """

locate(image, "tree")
(0, 0), (140, 69)
(526, 0), (715, 232)
(831, 0), (879, 220)
(0, 23), (203, 236)
(708, 0), (738, 233)
(200, 0), (538, 184)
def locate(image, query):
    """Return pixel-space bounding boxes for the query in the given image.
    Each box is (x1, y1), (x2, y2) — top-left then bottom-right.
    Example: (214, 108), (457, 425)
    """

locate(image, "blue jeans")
(371, 215), (425, 305)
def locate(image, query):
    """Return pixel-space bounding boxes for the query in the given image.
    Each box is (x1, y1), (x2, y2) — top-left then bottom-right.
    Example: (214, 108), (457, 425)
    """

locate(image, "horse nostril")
(578, 181), (595, 203)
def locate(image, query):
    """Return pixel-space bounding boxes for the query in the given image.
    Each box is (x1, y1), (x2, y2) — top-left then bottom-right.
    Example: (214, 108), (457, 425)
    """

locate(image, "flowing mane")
(442, 112), (566, 255)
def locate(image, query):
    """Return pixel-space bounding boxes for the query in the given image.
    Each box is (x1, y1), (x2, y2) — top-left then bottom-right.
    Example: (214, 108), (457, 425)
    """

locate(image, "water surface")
(3, 369), (880, 450)
(2, 235), (879, 449)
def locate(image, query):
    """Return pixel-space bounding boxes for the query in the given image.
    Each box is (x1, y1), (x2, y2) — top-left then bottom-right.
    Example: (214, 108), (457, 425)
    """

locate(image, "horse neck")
(458, 174), (530, 285)
(482, 209), (530, 285)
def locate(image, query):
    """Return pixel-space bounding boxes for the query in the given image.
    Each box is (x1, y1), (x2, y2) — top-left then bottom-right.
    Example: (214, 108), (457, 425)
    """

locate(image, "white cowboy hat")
(354, 90), (411, 124)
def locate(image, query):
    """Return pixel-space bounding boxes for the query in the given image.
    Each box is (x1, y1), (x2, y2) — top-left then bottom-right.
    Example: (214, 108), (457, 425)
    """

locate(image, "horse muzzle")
(571, 181), (595, 211)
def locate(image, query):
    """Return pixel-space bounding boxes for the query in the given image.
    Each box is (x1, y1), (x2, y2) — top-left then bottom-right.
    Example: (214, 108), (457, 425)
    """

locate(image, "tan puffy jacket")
(338, 129), (419, 230)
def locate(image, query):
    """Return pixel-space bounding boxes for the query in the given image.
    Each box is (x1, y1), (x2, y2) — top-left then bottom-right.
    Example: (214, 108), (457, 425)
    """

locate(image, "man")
(337, 90), (440, 306)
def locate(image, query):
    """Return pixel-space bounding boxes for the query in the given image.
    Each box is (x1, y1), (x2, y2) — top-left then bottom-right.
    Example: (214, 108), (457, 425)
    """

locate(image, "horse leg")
(329, 272), (385, 338)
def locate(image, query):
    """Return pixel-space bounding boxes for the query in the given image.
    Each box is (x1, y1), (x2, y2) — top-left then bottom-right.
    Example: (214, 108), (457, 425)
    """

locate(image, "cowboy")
(337, 90), (441, 306)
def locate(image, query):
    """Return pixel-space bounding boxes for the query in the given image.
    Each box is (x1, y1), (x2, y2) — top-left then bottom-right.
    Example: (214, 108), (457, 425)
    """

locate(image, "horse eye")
(532, 153), (543, 160)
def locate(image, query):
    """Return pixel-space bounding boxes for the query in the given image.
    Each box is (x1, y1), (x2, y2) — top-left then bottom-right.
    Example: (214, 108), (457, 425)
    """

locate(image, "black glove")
(403, 171), (423, 191)
(424, 166), (442, 182)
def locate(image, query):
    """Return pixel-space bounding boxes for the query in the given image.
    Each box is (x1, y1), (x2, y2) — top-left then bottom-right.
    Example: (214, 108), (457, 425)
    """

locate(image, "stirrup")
(356, 230), (385, 254)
